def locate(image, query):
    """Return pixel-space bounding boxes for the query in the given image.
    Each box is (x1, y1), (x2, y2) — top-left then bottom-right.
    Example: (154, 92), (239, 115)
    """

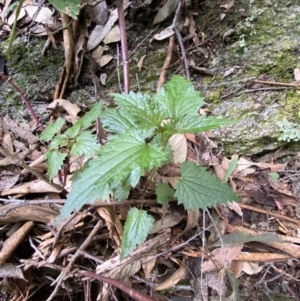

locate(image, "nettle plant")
(41, 75), (239, 259)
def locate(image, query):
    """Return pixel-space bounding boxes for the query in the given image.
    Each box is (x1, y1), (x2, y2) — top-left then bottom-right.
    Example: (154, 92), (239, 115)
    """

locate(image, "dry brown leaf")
(86, 0), (108, 25)
(153, 26), (174, 40)
(7, 7), (26, 25)
(153, 0), (180, 25)
(212, 155), (225, 180)
(23, 5), (52, 24)
(155, 261), (189, 291)
(236, 157), (286, 174)
(242, 262), (263, 275)
(4, 116), (38, 145)
(150, 212), (182, 234)
(87, 3), (129, 51)
(96, 207), (123, 247)
(142, 254), (156, 277)
(99, 54), (113, 67)
(74, 29), (86, 84)
(137, 55), (146, 72)
(169, 134), (187, 164)
(1, 178), (63, 196)
(104, 25), (120, 44)
(96, 231), (171, 274)
(202, 244), (243, 273)
(47, 99), (81, 124)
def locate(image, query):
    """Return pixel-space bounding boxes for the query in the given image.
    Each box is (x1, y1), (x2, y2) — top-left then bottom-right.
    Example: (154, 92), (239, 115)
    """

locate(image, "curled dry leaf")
(155, 262), (189, 291)
(153, 26), (174, 41)
(169, 134), (187, 164)
(104, 25), (120, 44)
(201, 244), (243, 273)
(150, 212), (182, 234)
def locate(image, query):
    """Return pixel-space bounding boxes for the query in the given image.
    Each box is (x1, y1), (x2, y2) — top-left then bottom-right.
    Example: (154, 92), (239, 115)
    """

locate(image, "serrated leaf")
(65, 102), (103, 138)
(163, 115), (237, 135)
(48, 135), (69, 150)
(78, 102), (103, 129)
(64, 123), (81, 139)
(130, 166), (144, 187)
(40, 118), (65, 142)
(102, 108), (136, 133)
(174, 161), (239, 210)
(154, 75), (205, 119)
(121, 208), (155, 259)
(113, 181), (131, 201)
(70, 131), (99, 157)
(48, 0), (81, 19)
(156, 183), (174, 204)
(56, 129), (170, 223)
(110, 92), (163, 129)
(46, 150), (67, 181)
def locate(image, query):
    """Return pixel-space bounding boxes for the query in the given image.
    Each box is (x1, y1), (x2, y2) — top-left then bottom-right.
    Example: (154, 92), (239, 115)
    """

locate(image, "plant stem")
(0, 73), (44, 131)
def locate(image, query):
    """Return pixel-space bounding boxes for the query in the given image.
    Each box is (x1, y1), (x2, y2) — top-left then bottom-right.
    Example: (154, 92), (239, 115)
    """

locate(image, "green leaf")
(110, 92), (164, 129)
(163, 115), (237, 135)
(56, 129), (170, 223)
(121, 208), (155, 259)
(156, 183), (174, 204)
(40, 118), (65, 142)
(269, 172), (279, 181)
(78, 102), (103, 129)
(65, 102), (103, 138)
(102, 108), (136, 133)
(224, 156), (239, 182)
(174, 161), (239, 210)
(70, 131), (99, 157)
(113, 180), (131, 201)
(64, 123), (81, 139)
(154, 75), (205, 119)
(130, 166), (144, 187)
(48, 135), (69, 150)
(46, 150), (67, 181)
(48, 0), (81, 19)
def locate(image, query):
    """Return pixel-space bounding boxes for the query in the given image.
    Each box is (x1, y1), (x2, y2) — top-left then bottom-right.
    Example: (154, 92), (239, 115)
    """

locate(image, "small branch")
(45, 220), (103, 301)
(239, 203), (300, 226)
(0, 146), (63, 191)
(156, 35), (175, 92)
(252, 79), (300, 87)
(116, 0), (130, 93)
(0, 73), (44, 130)
(78, 271), (158, 301)
(171, 1), (190, 79)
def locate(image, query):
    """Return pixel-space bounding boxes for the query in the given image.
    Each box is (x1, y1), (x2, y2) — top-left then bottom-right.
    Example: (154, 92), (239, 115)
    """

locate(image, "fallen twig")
(116, 0), (130, 93)
(0, 73), (44, 130)
(45, 220), (103, 301)
(78, 271), (158, 301)
(156, 35), (175, 92)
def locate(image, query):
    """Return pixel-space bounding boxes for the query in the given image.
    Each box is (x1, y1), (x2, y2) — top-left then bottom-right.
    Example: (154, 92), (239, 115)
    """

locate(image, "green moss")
(279, 91), (300, 121)
(206, 90), (221, 103)
(0, 39), (64, 104)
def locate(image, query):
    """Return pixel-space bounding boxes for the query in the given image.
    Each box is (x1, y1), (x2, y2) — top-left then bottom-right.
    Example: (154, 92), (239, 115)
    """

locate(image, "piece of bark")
(0, 204), (57, 225)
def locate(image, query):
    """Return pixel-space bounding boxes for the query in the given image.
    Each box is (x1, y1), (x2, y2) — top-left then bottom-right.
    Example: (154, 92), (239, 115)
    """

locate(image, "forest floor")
(0, 1), (299, 301)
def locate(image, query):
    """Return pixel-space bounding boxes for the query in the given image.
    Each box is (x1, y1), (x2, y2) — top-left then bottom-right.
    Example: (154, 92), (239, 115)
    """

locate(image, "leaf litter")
(1, 1), (300, 301)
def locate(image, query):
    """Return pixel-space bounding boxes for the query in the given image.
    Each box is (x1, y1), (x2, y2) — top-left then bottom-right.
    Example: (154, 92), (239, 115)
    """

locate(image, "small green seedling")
(41, 75), (239, 259)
